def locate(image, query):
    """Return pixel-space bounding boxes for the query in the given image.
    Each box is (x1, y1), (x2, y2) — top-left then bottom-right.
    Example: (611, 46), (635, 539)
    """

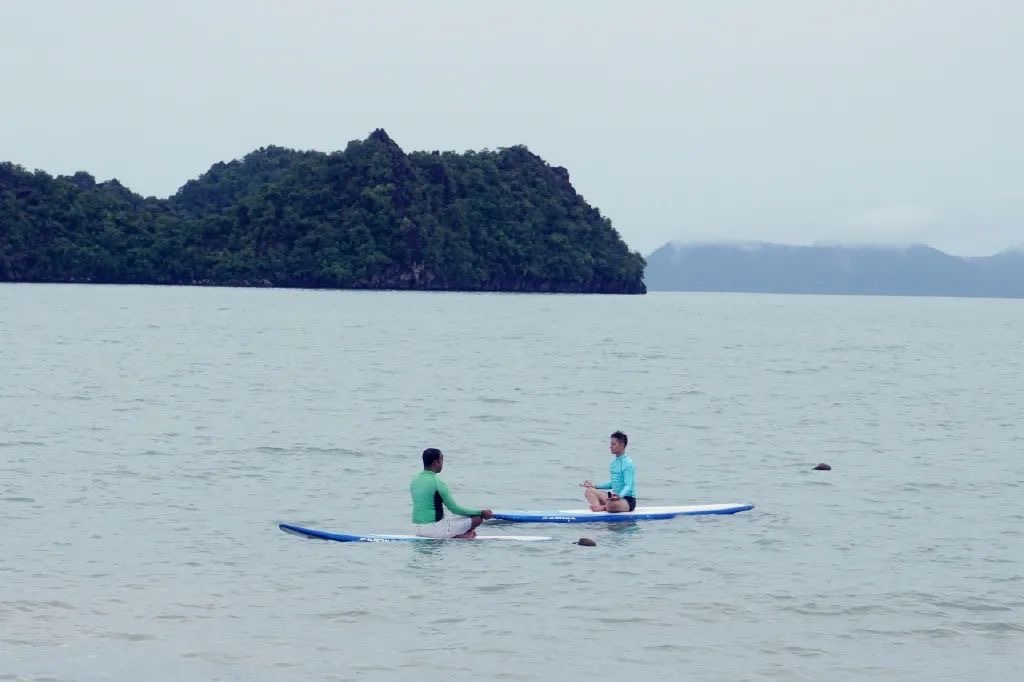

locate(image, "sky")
(2, 0), (1022, 256)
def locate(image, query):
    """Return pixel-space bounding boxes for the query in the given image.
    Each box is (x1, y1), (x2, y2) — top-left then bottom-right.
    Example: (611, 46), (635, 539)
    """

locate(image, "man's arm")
(435, 477), (482, 517)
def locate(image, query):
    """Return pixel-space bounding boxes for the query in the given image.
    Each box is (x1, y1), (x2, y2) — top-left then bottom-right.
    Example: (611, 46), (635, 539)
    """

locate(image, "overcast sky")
(2, 1), (1022, 256)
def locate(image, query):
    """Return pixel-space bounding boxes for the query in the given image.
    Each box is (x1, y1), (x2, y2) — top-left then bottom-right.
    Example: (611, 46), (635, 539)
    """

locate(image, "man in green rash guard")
(411, 448), (493, 539)
(579, 431), (637, 512)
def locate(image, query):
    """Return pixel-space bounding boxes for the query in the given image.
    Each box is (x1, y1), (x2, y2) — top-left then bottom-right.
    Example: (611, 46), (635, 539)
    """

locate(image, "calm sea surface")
(1, 284), (1022, 681)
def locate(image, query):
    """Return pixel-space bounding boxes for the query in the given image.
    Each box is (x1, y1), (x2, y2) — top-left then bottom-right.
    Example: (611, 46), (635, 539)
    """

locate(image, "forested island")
(0, 129), (646, 294)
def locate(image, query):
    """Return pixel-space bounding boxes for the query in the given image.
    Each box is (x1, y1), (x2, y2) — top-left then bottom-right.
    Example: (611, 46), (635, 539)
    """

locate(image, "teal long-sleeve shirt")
(596, 454), (636, 498)
(410, 470), (482, 523)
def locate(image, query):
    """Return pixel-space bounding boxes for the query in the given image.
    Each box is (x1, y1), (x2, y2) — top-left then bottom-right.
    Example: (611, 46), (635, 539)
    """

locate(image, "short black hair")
(611, 431), (628, 446)
(422, 448), (443, 468)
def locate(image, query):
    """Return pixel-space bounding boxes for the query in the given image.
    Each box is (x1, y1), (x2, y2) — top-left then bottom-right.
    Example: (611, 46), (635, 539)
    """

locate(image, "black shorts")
(624, 496), (637, 511)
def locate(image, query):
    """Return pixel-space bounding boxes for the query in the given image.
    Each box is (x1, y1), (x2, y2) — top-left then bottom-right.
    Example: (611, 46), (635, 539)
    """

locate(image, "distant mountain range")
(644, 242), (1024, 298)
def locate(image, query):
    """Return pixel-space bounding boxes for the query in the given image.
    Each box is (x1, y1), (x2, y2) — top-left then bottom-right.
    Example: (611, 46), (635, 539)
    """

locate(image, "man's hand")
(481, 509), (494, 520)
(580, 480), (595, 488)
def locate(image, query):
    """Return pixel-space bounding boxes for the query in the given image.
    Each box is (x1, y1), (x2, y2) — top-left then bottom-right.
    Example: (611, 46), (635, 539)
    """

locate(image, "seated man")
(579, 431), (637, 512)
(410, 448), (492, 538)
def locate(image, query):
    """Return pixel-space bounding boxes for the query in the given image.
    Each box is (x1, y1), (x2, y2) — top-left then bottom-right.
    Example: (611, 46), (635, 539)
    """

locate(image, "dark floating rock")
(813, 463), (832, 471)
(576, 537), (597, 547)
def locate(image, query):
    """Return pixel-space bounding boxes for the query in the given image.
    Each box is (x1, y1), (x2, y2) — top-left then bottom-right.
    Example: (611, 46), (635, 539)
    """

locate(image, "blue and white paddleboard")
(279, 523), (554, 543)
(491, 503), (754, 523)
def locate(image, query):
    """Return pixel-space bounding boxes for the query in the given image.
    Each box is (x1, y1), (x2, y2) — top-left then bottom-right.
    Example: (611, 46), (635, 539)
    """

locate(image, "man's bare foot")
(453, 530), (477, 539)
(589, 504), (606, 512)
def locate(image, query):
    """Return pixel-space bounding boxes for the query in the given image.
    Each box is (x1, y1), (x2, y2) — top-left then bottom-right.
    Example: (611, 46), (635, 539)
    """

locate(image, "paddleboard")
(491, 503), (754, 523)
(279, 523), (553, 543)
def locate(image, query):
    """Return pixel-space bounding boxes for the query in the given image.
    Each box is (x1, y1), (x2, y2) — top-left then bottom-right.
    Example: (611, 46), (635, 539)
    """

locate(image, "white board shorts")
(413, 516), (473, 538)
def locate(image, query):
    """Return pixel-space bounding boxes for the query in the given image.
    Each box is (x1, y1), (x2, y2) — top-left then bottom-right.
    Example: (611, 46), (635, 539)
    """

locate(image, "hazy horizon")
(656, 238), (1024, 258)
(3, 1), (1022, 257)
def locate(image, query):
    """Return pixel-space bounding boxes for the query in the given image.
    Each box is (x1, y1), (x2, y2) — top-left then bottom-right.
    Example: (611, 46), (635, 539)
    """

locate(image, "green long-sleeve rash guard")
(410, 470), (482, 523)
